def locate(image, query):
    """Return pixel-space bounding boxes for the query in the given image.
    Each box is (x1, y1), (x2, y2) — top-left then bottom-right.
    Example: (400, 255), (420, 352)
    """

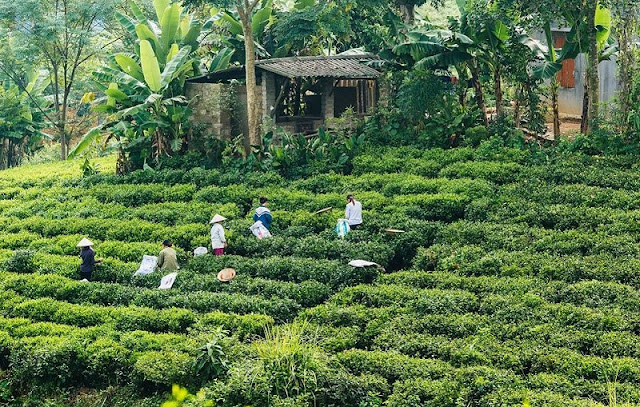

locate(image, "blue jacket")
(253, 206), (273, 230)
(79, 247), (97, 273)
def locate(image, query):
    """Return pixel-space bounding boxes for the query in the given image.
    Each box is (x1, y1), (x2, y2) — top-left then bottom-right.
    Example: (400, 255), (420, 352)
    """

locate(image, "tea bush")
(4, 147), (640, 405)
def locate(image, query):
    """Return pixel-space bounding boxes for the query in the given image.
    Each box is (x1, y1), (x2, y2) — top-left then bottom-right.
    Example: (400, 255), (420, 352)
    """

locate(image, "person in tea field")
(253, 196), (273, 230)
(210, 214), (228, 256)
(157, 239), (179, 271)
(345, 194), (363, 230)
(77, 238), (102, 281)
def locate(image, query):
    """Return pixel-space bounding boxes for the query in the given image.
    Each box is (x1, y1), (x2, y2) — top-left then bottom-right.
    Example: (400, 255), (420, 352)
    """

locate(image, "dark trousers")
(350, 223), (361, 230)
(80, 271), (92, 281)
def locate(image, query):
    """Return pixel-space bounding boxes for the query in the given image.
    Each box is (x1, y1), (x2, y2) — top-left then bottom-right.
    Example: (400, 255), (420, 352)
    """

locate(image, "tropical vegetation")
(2, 0), (640, 405)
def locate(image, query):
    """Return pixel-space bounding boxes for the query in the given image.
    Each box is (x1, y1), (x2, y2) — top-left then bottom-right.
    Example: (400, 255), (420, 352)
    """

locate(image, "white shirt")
(345, 200), (363, 226)
(210, 223), (226, 249)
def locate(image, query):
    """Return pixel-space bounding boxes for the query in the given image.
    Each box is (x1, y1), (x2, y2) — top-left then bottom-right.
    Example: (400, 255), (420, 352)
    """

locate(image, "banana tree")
(0, 71), (51, 169)
(532, 23), (564, 138)
(206, 0), (275, 64)
(393, 19), (507, 124)
(558, 3), (614, 134)
(463, 5), (511, 118)
(115, 0), (203, 66)
(69, 0), (201, 171)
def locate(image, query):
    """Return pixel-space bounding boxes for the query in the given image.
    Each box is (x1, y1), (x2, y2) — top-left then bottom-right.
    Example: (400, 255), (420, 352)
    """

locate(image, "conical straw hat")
(210, 214), (227, 224)
(77, 238), (94, 247)
(217, 268), (236, 282)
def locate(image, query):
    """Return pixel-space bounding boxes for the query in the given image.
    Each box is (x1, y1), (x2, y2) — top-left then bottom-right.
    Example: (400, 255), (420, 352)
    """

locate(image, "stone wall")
(322, 79), (335, 120)
(187, 74), (379, 139)
(262, 72), (276, 120)
(186, 83), (232, 139)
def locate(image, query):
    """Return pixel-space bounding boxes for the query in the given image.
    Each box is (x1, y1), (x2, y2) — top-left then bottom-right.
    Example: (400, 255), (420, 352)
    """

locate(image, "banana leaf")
(182, 22), (202, 49)
(179, 15), (192, 40)
(145, 93), (163, 104)
(163, 96), (188, 105)
(107, 83), (119, 107)
(595, 5), (612, 48)
(116, 12), (138, 39)
(161, 46), (192, 87)
(136, 24), (161, 53)
(93, 67), (149, 95)
(130, 1), (147, 23)
(393, 40), (447, 59)
(215, 12), (243, 36)
(492, 20), (509, 42)
(114, 55), (144, 82)
(68, 124), (110, 159)
(160, 3), (181, 52)
(415, 51), (472, 70)
(91, 104), (116, 113)
(105, 87), (130, 102)
(116, 103), (151, 119)
(532, 61), (563, 80)
(140, 40), (163, 92)
(153, 0), (170, 22)
(209, 48), (234, 72)
(252, 0), (273, 37)
(167, 43), (180, 62)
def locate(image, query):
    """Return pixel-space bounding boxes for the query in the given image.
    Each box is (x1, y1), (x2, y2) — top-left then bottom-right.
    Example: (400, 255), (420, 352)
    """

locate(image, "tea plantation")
(2, 146), (640, 406)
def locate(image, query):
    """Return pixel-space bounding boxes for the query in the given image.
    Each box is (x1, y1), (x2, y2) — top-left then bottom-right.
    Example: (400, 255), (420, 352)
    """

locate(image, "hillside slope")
(1, 147), (640, 406)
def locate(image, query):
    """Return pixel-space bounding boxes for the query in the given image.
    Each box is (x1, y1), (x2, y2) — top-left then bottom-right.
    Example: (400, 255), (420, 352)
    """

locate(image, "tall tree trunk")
(617, 4), (637, 136)
(514, 87), (522, 128)
(580, 80), (590, 134)
(116, 147), (129, 175)
(494, 64), (503, 117)
(471, 64), (488, 126)
(239, 8), (261, 155)
(459, 89), (467, 108)
(58, 125), (67, 159)
(0, 139), (8, 170)
(398, 2), (415, 25)
(52, 66), (68, 160)
(584, 2), (599, 134)
(551, 77), (561, 139)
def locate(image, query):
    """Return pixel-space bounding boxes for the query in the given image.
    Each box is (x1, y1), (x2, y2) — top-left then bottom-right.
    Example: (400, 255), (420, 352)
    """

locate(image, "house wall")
(262, 71), (277, 120)
(323, 80), (335, 120)
(185, 83), (232, 139)
(187, 74), (379, 138)
(186, 82), (251, 140)
(557, 54), (619, 116)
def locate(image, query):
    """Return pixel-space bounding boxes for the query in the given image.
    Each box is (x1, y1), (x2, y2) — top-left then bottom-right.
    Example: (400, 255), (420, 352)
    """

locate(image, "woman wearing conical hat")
(77, 238), (102, 281)
(210, 214), (228, 256)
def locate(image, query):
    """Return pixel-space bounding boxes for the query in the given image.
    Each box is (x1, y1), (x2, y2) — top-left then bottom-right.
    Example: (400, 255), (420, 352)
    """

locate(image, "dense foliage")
(0, 72), (50, 169)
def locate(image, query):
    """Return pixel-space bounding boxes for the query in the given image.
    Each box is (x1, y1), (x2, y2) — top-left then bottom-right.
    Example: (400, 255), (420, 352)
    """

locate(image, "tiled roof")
(255, 55), (380, 79)
(189, 54), (380, 83)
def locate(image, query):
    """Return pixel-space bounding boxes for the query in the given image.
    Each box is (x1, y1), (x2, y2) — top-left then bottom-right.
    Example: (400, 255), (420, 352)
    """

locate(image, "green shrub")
(10, 336), (84, 389)
(462, 125), (489, 147)
(337, 349), (452, 383)
(197, 312), (273, 340)
(133, 351), (195, 388)
(119, 331), (198, 354)
(385, 378), (460, 407)
(0, 232), (40, 250)
(80, 338), (133, 385)
(4, 250), (36, 273)
(439, 161), (523, 184)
